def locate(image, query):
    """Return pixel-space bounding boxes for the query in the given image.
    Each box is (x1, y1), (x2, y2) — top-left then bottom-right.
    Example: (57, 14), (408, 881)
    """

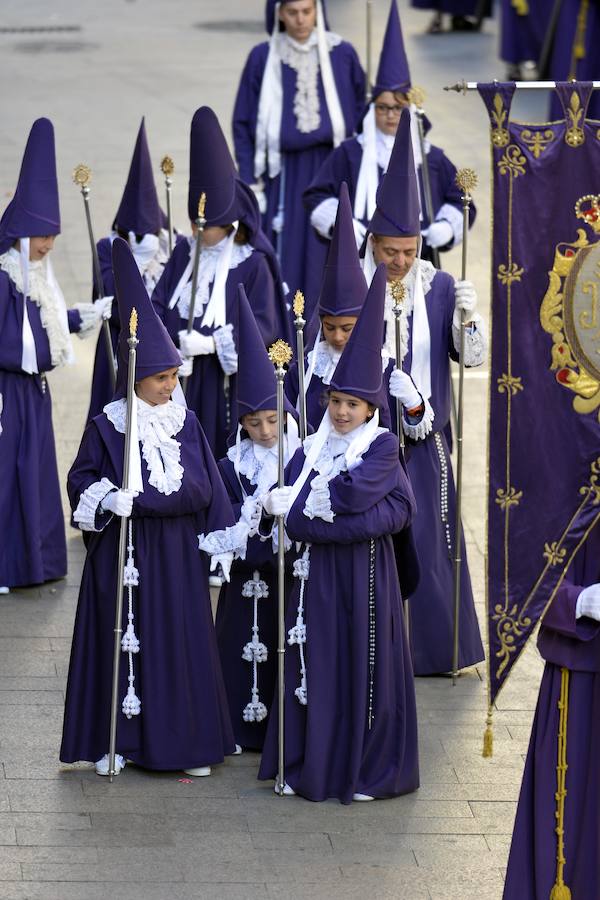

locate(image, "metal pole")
(444, 79), (600, 92)
(451, 169), (478, 685)
(268, 339), (293, 797)
(391, 280), (409, 634)
(408, 89), (441, 271)
(293, 291), (307, 441)
(537, 0), (564, 79)
(365, 0), (373, 103)
(160, 156), (175, 256)
(275, 163), (286, 263)
(181, 193), (207, 395)
(73, 164), (117, 389)
(108, 308), (139, 781)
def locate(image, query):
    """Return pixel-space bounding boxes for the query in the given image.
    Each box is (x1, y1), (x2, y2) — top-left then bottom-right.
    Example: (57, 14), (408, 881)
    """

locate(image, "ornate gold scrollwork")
(498, 145), (526, 178)
(491, 93), (510, 148)
(520, 129), (555, 159)
(565, 92), (585, 147)
(492, 603), (532, 678)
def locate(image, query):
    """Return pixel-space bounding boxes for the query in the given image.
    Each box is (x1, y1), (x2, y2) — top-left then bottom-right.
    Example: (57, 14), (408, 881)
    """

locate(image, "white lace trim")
(452, 314), (487, 368)
(303, 472), (334, 522)
(73, 477), (117, 532)
(176, 238), (253, 321)
(277, 31), (342, 134)
(308, 340), (389, 387)
(104, 398), (186, 496)
(213, 323), (238, 375)
(227, 439), (280, 498)
(198, 521), (250, 560)
(403, 397), (435, 441)
(0, 249), (72, 368)
(382, 258), (436, 362)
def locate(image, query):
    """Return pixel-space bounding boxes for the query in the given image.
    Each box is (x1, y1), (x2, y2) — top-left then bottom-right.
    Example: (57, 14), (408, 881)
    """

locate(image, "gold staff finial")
(293, 290), (305, 318)
(268, 339), (293, 369)
(129, 308), (138, 338)
(456, 168), (478, 195)
(160, 155), (174, 177)
(407, 85), (426, 109)
(72, 164), (91, 187)
(198, 192), (207, 220)
(391, 279), (406, 310)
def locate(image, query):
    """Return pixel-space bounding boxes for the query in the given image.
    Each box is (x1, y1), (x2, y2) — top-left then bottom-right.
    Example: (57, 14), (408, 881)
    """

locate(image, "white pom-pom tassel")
(242, 640), (268, 663)
(121, 623), (140, 653)
(122, 684), (141, 718)
(123, 561), (139, 587)
(243, 700), (268, 722)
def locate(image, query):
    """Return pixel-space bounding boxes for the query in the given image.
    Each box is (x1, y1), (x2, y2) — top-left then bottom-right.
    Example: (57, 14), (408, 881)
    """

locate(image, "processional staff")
(365, 0), (374, 103)
(108, 308), (139, 781)
(293, 291), (308, 441)
(72, 164), (117, 389)
(268, 338), (293, 797)
(452, 167), (478, 686)
(181, 192), (207, 395)
(390, 279), (406, 455)
(160, 156), (175, 256)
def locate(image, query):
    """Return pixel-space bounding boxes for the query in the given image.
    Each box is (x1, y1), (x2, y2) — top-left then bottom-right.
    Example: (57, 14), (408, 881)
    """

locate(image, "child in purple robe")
(87, 118), (177, 422)
(61, 239), (245, 777)
(215, 286), (301, 751)
(232, 0), (365, 319)
(152, 106), (290, 462)
(0, 118), (107, 594)
(258, 266), (419, 804)
(503, 521), (600, 898)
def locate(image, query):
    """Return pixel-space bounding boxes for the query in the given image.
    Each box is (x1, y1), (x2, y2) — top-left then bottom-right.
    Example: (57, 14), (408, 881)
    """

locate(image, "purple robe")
(411, 0), (481, 14)
(396, 270), (484, 674)
(500, 0), (546, 65)
(548, 1), (600, 120)
(503, 525), (600, 899)
(60, 408), (236, 769)
(215, 454), (294, 751)
(0, 269), (81, 588)
(152, 238), (287, 461)
(303, 135), (476, 263)
(232, 39), (365, 320)
(258, 431), (419, 803)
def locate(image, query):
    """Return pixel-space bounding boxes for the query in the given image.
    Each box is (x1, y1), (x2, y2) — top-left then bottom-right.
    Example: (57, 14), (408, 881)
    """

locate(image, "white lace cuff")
(436, 203), (464, 246)
(198, 521), (249, 561)
(73, 477), (118, 532)
(403, 397), (435, 441)
(452, 313), (487, 367)
(213, 323), (238, 376)
(303, 473), (335, 522)
(310, 198), (339, 240)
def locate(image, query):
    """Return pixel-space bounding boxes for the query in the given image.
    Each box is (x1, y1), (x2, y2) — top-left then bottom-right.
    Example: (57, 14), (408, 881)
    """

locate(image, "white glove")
(240, 495), (262, 532)
(272, 212), (284, 234)
(95, 296), (114, 320)
(352, 218), (367, 248)
(177, 355), (193, 378)
(388, 368), (423, 409)
(250, 183), (267, 215)
(454, 280), (477, 317)
(422, 219), (453, 249)
(100, 489), (135, 517)
(210, 552), (233, 583)
(74, 302), (102, 336)
(263, 486), (292, 517)
(178, 329), (216, 357)
(576, 583), (600, 620)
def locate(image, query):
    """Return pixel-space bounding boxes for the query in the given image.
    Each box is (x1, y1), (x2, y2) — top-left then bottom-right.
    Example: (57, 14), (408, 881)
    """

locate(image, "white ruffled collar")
(175, 238), (253, 321)
(227, 437), (287, 497)
(308, 339), (390, 387)
(104, 398), (186, 495)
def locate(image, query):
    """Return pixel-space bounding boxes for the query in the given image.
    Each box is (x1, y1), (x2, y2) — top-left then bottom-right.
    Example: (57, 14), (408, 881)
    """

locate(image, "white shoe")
(183, 766), (211, 777)
(95, 753), (125, 776)
(209, 575), (224, 588)
(352, 792), (374, 802)
(0, 587), (9, 594)
(233, 744), (242, 755)
(274, 781), (295, 796)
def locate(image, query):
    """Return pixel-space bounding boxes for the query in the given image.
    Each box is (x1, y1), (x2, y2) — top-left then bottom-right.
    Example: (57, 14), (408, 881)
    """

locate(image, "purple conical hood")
(368, 108), (420, 238)
(188, 106), (238, 225)
(318, 182), (368, 318)
(114, 118), (162, 235)
(265, 0), (330, 34)
(329, 264), (388, 408)
(372, 0), (411, 99)
(112, 237), (181, 400)
(0, 118), (60, 254)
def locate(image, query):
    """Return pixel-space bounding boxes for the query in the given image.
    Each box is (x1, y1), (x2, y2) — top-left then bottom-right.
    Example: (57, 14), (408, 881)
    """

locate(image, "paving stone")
(0, 862), (22, 881)
(0, 692), (65, 708)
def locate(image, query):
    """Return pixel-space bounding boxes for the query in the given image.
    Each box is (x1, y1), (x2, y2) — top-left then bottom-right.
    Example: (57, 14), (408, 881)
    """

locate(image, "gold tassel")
(550, 668), (571, 900)
(482, 706), (494, 758)
(511, 0), (529, 14)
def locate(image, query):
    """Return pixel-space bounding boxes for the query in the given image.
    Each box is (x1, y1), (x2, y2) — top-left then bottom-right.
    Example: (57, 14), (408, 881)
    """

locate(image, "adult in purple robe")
(61, 239), (243, 774)
(363, 109), (485, 675)
(500, 0), (546, 79)
(503, 522), (600, 899)
(548, 0), (600, 121)
(0, 118), (104, 592)
(152, 107), (290, 463)
(232, 0), (365, 320)
(258, 267), (419, 804)
(411, 0), (486, 33)
(87, 118), (178, 422)
(304, 0), (474, 266)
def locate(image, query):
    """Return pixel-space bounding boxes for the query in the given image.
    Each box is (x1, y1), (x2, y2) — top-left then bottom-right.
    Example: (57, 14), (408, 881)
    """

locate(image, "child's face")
(328, 391), (371, 434)
(242, 410), (278, 448)
(135, 367), (179, 406)
(322, 315), (357, 353)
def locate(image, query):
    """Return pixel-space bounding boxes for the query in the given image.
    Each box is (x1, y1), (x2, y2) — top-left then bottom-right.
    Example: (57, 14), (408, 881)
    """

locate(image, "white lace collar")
(304, 419), (386, 478)
(110, 231), (169, 295)
(276, 30), (341, 134)
(308, 339), (389, 387)
(104, 397), (186, 495)
(0, 246), (72, 368)
(227, 437), (288, 497)
(175, 237), (253, 320)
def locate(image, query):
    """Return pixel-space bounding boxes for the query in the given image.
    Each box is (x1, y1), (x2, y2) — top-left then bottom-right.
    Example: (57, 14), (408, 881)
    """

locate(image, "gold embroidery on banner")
(491, 94), (510, 148)
(520, 129), (555, 158)
(580, 458), (600, 504)
(565, 91), (585, 147)
(497, 373), (523, 395)
(495, 487), (523, 510)
(498, 144), (526, 177)
(543, 542), (567, 566)
(497, 262), (524, 285)
(492, 603), (532, 678)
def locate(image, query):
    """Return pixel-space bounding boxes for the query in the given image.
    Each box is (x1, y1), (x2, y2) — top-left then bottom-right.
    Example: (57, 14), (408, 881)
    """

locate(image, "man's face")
(372, 234), (419, 281)
(279, 0), (317, 43)
(374, 91), (408, 136)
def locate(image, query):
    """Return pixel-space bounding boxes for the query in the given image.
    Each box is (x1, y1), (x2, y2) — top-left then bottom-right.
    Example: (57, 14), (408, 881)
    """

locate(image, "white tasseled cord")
(242, 570), (269, 723)
(288, 546), (310, 705)
(121, 519), (141, 718)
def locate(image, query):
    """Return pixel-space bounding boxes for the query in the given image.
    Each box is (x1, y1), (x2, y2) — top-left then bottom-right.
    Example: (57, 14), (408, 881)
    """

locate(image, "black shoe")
(451, 15), (477, 31)
(427, 12), (444, 34)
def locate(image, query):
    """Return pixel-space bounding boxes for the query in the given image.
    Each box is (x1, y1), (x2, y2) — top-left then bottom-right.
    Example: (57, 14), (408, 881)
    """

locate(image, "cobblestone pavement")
(0, 2), (548, 897)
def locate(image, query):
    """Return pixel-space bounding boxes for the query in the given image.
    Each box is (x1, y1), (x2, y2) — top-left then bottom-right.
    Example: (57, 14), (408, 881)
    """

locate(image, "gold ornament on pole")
(160, 155), (175, 255)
